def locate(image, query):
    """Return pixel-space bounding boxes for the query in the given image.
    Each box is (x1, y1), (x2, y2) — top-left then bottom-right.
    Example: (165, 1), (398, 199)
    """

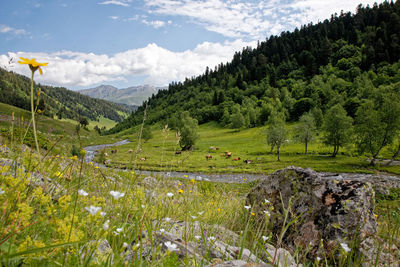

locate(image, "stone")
(205, 260), (272, 267)
(246, 166), (378, 259)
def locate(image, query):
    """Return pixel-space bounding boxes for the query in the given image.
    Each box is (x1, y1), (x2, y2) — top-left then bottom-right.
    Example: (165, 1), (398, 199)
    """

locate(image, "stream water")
(84, 140), (400, 184)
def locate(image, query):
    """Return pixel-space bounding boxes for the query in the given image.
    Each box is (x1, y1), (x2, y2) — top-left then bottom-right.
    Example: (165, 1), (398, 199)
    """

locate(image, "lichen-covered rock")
(246, 166), (378, 258)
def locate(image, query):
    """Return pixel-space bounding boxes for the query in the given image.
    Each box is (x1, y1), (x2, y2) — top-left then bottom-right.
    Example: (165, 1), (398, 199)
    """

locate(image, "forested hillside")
(108, 1), (400, 133)
(0, 67), (134, 122)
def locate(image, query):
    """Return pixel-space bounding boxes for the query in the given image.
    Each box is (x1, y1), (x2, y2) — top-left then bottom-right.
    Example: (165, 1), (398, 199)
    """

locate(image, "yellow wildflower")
(217, 208), (221, 212)
(178, 189), (184, 194)
(18, 57), (48, 75)
(251, 212), (255, 216)
(190, 179), (195, 184)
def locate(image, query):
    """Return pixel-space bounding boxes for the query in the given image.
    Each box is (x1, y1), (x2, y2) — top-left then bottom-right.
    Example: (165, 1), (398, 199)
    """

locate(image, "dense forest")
(0, 67), (135, 122)
(108, 1), (400, 134)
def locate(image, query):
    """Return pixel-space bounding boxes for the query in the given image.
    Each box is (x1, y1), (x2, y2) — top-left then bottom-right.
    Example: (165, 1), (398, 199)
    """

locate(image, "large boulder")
(246, 166), (377, 257)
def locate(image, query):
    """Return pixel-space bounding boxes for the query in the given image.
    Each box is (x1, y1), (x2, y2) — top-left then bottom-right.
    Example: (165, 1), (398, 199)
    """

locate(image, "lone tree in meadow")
(177, 111), (199, 150)
(355, 91), (400, 165)
(266, 111), (287, 161)
(294, 113), (316, 154)
(322, 104), (353, 157)
(142, 126), (153, 142)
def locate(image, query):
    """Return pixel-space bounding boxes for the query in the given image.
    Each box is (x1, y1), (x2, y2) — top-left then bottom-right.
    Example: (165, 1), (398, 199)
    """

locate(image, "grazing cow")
(225, 152), (232, 158)
(233, 157), (241, 161)
(205, 154), (212, 160)
(111, 149), (118, 154)
(128, 149), (133, 153)
(175, 151), (182, 155)
(243, 159), (252, 164)
(140, 157), (146, 161)
(216, 147), (220, 150)
(209, 146), (216, 151)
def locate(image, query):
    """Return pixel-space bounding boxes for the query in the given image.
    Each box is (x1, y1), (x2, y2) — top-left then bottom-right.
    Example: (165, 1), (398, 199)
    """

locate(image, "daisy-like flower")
(263, 210), (271, 216)
(207, 236), (216, 242)
(18, 57), (48, 75)
(85, 205), (101, 215)
(194, 235), (202, 240)
(160, 228), (165, 234)
(262, 236), (269, 242)
(114, 227), (123, 235)
(164, 241), (179, 252)
(78, 189), (88, 196)
(178, 189), (184, 194)
(123, 242), (129, 248)
(340, 243), (351, 253)
(103, 220), (110, 230)
(316, 257), (321, 262)
(166, 192), (174, 197)
(100, 212), (106, 217)
(164, 217), (171, 222)
(110, 191), (125, 200)
(264, 199), (270, 204)
(244, 205), (251, 210)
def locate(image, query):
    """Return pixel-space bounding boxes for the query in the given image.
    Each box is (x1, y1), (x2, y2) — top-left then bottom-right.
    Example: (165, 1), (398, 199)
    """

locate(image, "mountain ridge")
(79, 84), (166, 106)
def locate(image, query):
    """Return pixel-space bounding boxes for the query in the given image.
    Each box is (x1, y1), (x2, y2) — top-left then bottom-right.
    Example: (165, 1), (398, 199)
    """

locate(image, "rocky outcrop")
(246, 166), (378, 259)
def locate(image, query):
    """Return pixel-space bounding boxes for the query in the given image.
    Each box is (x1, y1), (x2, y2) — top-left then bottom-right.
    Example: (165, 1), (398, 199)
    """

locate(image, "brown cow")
(205, 154), (212, 160)
(140, 157), (146, 161)
(225, 152), (232, 158)
(128, 149), (133, 153)
(233, 157), (241, 161)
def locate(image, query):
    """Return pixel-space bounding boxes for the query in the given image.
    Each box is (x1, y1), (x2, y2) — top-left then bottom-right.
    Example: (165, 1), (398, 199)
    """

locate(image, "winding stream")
(84, 140), (400, 185)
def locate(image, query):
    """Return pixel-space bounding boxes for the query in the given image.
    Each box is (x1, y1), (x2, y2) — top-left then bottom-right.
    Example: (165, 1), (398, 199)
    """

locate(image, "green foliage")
(322, 104), (353, 157)
(266, 111), (287, 161)
(142, 126), (153, 142)
(70, 144), (80, 157)
(0, 127), (48, 150)
(177, 111), (199, 150)
(294, 113), (316, 154)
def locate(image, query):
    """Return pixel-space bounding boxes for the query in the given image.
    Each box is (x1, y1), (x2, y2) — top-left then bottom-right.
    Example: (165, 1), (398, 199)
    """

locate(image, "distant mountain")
(79, 84), (166, 106)
(0, 67), (134, 123)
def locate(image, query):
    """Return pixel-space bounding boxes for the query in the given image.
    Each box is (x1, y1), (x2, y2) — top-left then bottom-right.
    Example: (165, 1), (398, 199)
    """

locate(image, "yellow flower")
(18, 57), (48, 75)
(251, 212), (255, 216)
(217, 208), (221, 212)
(178, 189), (184, 194)
(190, 179), (195, 184)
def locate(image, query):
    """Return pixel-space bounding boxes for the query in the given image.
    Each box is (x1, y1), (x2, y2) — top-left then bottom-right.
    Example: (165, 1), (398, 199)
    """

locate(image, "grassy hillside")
(0, 67), (133, 123)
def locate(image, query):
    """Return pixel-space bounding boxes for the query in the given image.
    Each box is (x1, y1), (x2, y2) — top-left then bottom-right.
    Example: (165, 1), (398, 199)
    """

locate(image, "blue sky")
(0, 0), (385, 90)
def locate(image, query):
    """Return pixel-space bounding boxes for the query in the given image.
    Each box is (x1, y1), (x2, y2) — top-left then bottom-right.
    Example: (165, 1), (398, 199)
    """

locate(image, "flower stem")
(30, 71), (40, 154)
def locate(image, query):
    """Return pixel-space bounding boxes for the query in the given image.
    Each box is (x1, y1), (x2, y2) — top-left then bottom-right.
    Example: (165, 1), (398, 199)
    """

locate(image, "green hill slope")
(108, 1), (400, 134)
(0, 67), (135, 123)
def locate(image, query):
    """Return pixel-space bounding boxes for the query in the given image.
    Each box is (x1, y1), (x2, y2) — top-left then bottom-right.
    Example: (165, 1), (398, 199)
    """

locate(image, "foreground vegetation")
(0, 138), (399, 266)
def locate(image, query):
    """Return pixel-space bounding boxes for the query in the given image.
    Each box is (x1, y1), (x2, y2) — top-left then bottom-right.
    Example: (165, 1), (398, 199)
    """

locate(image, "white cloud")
(0, 24), (27, 36)
(98, 0), (132, 7)
(0, 39), (255, 88)
(109, 16), (119, 20)
(144, 0), (385, 39)
(142, 19), (166, 29)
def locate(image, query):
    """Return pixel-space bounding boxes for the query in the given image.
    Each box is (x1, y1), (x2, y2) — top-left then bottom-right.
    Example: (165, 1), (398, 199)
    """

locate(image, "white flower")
(340, 243), (351, 253)
(160, 228), (165, 234)
(166, 192), (174, 197)
(191, 216), (197, 219)
(194, 235), (201, 240)
(262, 236), (269, 242)
(78, 189), (88, 196)
(123, 242), (129, 248)
(198, 211), (204, 215)
(103, 220), (110, 230)
(164, 217), (171, 222)
(109, 191), (125, 200)
(316, 257), (321, 262)
(263, 210), (270, 216)
(207, 236), (216, 242)
(114, 227), (123, 235)
(100, 212), (106, 217)
(264, 199), (270, 204)
(85, 205), (101, 215)
(244, 205), (251, 210)
(0, 188), (4, 195)
(141, 205), (145, 208)
(164, 241), (179, 252)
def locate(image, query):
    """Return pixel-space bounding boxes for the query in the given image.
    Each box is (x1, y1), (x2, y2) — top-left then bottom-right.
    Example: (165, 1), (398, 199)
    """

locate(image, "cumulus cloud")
(0, 24), (28, 36)
(0, 39), (255, 88)
(98, 0), (132, 7)
(144, 0), (385, 39)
